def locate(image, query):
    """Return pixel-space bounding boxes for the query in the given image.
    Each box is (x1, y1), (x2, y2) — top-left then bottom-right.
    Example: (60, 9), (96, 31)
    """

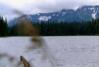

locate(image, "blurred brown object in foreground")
(12, 9), (57, 67)
(16, 16), (40, 36)
(20, 56), (31, 67)
(15, 16), (43, 48)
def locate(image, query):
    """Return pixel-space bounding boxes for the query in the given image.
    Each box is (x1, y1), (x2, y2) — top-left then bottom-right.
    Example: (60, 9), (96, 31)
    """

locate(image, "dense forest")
(1, 16), (99, 36)
(34, 19), (99, 36)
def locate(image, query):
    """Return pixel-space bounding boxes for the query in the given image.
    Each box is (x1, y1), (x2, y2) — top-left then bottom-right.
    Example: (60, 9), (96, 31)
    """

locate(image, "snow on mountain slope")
(9, 5), (99, 27)
(38, 16), (51, 21)
(92, 13), (97, 19)
(0, 36), (99, 67)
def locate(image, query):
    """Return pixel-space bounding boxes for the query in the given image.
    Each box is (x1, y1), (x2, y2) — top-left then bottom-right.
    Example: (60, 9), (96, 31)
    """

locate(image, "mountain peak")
(9, 5), (99, 27)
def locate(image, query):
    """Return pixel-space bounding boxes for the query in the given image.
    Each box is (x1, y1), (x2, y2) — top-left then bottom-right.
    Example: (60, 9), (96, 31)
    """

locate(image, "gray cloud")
(0, 0), (99, 21)
(25, 0), (99, 13)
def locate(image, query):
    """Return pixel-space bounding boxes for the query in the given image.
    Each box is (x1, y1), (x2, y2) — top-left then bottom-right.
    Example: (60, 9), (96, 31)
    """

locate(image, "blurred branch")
(20, 56), (31, 67)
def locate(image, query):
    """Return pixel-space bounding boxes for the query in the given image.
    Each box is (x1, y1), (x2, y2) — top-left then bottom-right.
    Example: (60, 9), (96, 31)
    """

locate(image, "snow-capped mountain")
(9, 5), (99, 27)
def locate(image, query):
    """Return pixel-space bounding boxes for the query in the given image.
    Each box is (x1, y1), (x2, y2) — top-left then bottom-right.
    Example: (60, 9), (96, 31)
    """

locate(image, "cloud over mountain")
(0, 0), (99, 20)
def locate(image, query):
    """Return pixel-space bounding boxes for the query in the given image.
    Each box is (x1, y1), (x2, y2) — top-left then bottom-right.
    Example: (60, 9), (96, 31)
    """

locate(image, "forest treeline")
(1, 16), (99, 36)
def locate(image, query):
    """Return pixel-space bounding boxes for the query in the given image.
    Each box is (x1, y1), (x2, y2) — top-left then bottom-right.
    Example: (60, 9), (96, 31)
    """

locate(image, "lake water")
(0, 36), (99, 67)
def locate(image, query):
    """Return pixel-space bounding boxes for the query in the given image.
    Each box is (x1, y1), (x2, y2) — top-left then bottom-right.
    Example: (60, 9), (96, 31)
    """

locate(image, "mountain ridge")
(8, 5), (99, 27)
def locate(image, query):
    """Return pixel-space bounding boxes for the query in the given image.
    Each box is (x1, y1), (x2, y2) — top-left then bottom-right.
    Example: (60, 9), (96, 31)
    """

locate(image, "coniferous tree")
(0, 16), (8, 36)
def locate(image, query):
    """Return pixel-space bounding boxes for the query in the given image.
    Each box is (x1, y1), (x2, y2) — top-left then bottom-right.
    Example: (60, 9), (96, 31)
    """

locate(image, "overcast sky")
(0, 0), (99, 21)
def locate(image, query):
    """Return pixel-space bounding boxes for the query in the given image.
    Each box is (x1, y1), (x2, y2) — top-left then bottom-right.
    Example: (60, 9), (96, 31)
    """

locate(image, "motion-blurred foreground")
(0, 36), (99, 67)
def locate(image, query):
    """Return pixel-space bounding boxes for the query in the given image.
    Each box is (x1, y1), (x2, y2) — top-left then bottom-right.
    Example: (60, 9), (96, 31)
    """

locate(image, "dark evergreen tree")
(0, 16), (8, 36)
